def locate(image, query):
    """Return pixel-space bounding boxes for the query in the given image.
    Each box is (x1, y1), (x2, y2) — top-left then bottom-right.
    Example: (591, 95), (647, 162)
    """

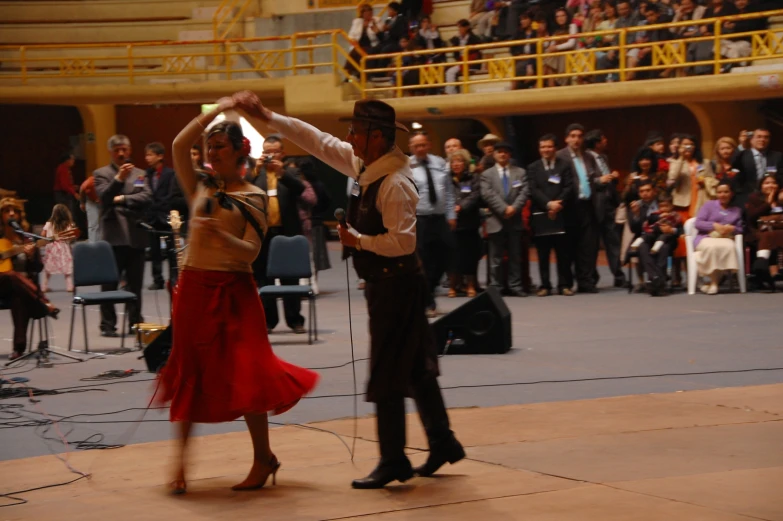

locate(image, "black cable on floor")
(0, 475), (89, 509)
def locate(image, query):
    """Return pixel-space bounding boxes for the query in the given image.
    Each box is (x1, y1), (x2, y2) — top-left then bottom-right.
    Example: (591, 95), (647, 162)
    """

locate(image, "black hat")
(494, 141), (513, 151)
(339, 99), (409, 132)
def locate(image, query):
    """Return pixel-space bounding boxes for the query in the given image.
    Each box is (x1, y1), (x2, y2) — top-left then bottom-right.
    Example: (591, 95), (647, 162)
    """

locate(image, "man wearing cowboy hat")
(477, 133), (501, 172)
(234, 93), (465, 489)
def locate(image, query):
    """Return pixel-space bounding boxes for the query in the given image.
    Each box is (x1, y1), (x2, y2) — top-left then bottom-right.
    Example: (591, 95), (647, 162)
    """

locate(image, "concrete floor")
(1, 247), (782, 464)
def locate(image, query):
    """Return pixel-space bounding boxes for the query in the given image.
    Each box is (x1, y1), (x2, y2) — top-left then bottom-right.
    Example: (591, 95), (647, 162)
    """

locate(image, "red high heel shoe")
(232, 455), (281, 491)
(169, 470), (187, 495)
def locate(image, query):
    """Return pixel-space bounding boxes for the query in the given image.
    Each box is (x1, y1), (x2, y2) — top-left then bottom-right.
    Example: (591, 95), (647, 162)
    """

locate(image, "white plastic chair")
(684, 218), (746, 295)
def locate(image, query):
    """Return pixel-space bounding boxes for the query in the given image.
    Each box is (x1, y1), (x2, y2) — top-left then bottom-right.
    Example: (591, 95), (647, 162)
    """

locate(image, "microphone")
(334, 208), (347, 228)
(136, 221), (155, 231)
(8, 219), (23, 233)
(335, 208), (355, 260)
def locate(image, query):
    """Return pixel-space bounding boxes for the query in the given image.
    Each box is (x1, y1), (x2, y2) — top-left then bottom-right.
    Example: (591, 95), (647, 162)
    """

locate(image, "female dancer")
(159, 96), (319, 494)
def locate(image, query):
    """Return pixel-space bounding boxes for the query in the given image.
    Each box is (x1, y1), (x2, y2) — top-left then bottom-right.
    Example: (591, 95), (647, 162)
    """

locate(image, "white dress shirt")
(261, 112), (417, 257)
(410, 153), (456, 220)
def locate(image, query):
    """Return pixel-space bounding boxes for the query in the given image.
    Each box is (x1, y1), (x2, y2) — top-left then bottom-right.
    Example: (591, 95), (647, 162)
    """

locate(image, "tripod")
(5, 317), (83, 368)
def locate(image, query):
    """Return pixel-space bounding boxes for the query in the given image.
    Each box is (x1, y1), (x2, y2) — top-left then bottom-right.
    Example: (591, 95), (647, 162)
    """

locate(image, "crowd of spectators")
(344, 0), (774, 92)
(3, 122), (781, 360)
(406, 125), (782, 315)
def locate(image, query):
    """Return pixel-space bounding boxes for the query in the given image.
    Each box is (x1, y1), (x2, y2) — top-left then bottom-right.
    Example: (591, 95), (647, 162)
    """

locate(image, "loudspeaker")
(431, 287), (512, 355)
(142, 325), (172, 373)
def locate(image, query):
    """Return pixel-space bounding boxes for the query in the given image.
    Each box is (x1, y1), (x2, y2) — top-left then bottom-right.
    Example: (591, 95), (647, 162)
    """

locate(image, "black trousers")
(535, 233), (572, 291)
(100, 245), (144, 332)
(595, 214), (625, 283)
(0, 272), (49, 354)
(254, 227), (304, 330)
(638, 240), (673, 281)
(488, 225), (524, 292)
(416, 215), (453, 308)
(147, 225), (173, 286)
(376, 376), (455, 466)
(569, 200), (599, 291)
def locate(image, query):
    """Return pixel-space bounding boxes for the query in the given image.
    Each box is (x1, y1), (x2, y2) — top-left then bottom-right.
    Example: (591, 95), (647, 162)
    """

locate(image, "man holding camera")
(249, 135), (307, 334)
(93, 134), (152, 337)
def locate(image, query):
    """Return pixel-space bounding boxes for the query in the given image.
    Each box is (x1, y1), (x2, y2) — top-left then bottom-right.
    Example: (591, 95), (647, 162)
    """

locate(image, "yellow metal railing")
(359, 8), (783, 96)
(213, 0), (255, 40)
(0, 9), (779, 92)
(0, 30), (357, 84)
(309, 0), (386, 9)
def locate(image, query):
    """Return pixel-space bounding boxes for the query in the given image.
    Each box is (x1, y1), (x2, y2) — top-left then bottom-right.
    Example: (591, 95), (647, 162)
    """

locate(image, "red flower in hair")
(241, 137), (251, 157)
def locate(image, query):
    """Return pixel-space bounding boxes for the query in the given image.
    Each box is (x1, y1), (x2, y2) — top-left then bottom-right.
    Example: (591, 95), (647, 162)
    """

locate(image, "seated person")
(510, 11), (537, 90)
(693, 181), (744, 295)
(746, 173), (783, 290)
(0, 197), (60, 361)
(634, 193), (683, 296)
(445, 20), (482, 94)
(412, 16), (445, 61)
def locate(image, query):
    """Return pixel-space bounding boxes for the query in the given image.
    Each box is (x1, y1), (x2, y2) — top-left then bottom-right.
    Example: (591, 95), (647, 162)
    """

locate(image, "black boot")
(752, 258), (773, 291)
(413, 437), (465, 477)
(352, 460), (414, 489)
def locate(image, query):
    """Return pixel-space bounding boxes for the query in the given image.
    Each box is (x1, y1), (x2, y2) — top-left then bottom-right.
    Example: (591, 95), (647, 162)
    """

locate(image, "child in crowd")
(643, 193), (683, 254)
(41, 204), (77, 292)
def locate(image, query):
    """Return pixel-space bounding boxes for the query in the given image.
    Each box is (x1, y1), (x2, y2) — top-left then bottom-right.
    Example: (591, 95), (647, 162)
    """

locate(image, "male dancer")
(235, 92), (464, 489)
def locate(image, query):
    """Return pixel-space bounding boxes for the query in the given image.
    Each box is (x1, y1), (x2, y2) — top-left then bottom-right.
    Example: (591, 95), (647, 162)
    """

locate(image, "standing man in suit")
(527, 134), (574, 297)
(249, 135), (307, 334)
(480, 141), (529, 296)
(93, 135), (152, 337)
(409, 131), (456, 316)
(556, 123), (602, 294)
(143, 142), (177, 290)
(584, 129), (626, 288)
(732, 128), (783, 208)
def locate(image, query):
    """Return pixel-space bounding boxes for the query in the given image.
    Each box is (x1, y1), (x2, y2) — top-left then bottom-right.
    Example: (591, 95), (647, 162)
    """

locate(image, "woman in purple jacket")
(693, 180), (744, 295)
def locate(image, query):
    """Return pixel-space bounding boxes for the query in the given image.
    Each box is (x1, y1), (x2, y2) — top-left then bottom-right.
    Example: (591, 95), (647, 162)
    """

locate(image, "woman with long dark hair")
(746, 174), (783, 290)
(159, 96), (318, 495)
(543, 8), (579, 87)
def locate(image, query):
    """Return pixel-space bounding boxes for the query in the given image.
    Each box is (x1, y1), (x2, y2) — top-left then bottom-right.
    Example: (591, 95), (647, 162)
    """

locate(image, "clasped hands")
(546, 200), (563, 220)
(713, 223), (735, 236)
(219, 91), (272, 123)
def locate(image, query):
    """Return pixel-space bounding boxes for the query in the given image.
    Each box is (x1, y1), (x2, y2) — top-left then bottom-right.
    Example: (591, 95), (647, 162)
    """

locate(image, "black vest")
(347, 175), (420, 282)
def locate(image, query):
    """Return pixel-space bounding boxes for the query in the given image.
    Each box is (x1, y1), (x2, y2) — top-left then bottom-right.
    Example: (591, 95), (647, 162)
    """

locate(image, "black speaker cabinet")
(142, 326), (172, 373)
(431, 287), (512, 354)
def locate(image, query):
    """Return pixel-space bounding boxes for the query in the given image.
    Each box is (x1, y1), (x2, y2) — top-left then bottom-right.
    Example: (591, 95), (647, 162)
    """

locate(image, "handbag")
(758, 214), (783, 232)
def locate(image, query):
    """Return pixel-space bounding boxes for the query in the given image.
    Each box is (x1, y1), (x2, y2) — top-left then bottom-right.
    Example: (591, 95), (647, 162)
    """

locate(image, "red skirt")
(157, 269), (319, 423)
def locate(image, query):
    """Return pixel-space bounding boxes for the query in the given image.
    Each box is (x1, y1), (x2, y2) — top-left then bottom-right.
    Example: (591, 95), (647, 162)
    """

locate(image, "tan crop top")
(183, 181), (268, 273)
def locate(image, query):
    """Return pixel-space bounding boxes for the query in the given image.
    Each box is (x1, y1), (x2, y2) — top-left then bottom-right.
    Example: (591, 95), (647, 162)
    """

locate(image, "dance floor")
(2, 248), (782, 518)
(1, 384), (782, 520)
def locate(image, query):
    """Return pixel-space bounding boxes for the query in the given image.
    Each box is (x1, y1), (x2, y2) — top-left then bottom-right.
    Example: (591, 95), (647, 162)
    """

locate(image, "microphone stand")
(142, 227), (177, 314)
(13, 228), (52, 242)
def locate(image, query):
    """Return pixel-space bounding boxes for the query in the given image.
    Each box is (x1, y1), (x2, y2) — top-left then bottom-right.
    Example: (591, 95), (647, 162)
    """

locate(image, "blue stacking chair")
(68, 241), (137, 352)
(258, 235), (318, 345)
